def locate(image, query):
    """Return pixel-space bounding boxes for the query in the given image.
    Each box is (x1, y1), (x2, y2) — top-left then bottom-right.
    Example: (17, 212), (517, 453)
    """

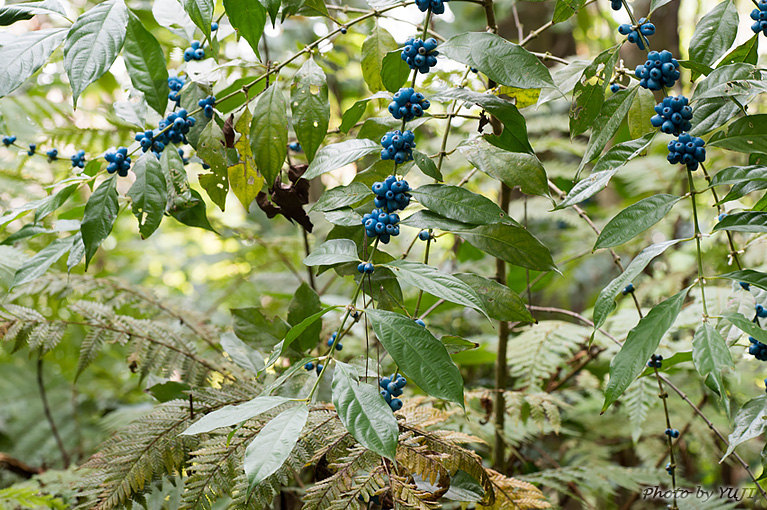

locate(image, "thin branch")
(37, 358), (70, 468)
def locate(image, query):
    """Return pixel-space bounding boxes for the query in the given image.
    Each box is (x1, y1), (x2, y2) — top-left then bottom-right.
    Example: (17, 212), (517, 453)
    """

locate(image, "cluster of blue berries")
(664, 428), (680, 439)
(621, 283), (634, 296)
(647, 354), (663, 368)
(198, 95), (216, 118)
(618, 18), (655, 50)
(357, 262), (375, 274)
(414, 0), (448, 14)
(380, 130), (415, 164)
(388, 87), (430, 122)
(70, 149), (86, 168)
(183, 41), (206, 62)
(635, 50), (680, 91)
(371, 176), (412, 213)
(135, 109), (196, 158)
(666, 133), (706, 171)
(362, 209), (400, 244)
(2, 135), (16, 146)
(327, 332), (342, 351)
(46, 149), (58, 161)
(379, 374), (407, 411)
(168, 76), (185, 106)
(288, 141), (302, 152)
(401, 38), (439, 74)
(651, 96), (693, 135)
(750, 1), (767, 35)
(748, 337), (767, 361)
(104, 147), (132, 177)
(304, 361), (323, 374)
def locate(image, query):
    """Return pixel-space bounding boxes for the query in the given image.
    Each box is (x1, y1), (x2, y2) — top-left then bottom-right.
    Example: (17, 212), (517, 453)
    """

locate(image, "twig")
(37, 357), (70, 468)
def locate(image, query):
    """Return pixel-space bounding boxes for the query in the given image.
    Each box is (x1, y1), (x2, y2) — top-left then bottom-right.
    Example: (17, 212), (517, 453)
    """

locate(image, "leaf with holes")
(290, 58), (329, 162)
(198, 121), (230, 211)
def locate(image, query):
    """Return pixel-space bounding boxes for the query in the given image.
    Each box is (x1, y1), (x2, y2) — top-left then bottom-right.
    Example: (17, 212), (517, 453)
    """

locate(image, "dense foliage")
(2, 0), (767, 508)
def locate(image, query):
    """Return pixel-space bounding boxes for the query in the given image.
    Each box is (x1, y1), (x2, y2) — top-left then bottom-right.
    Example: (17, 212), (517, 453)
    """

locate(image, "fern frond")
(397, 432), (450, 487)
(623, 376), (657, 443)
(507, 321), (586, 389)
(481, 469), (551, 510)
(303, 444), (381, 510)
(0, 485), (65, 509)
(329, 464), (387, 510)
(390, 474), (440, 510)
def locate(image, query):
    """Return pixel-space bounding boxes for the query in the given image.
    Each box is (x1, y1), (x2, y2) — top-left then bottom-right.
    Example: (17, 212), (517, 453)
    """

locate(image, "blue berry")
(610, 83), (620, 93)
(362, 207), (400, 244)
(621, 283), (634, 295)
(758, 304), (767, 318)
(27, 144), (36, 156)
(635, 50), (680, 90)
(105, 147), (131, 177)
(610, 0), (621, 10)
(395, 375), (407, 388)
(388, 88), (430, 121)
(401, 37), (439, 74)
(379, 377), (391, 389)
(46, 148), (58, 161)
(168, 76), (185, 105)
(357, 262), (366, 274)
(750, 337), (767, 361)
(419, 230), (430, 241)
(666, 462), (674, 475)
(316, 363), (323, 374)
(381, 389), (392, 403)
(666, 133), (705, 171)
(2, 135), (16, 146)
(414, 0), (448, 14)
(289, 141), (302, 152)
(340, 27), (347, 34)
(750, 1), (767, 35)
(651, 96), (693, 135)
(414, 318), (425, 327)
(718, 213), (727, 221)
(369, 175), (411, 213)
(619, 18), (654, 50)
(380, 129), (415, 163)
(304, 362), (314, 371)
(70, 149), (86, 168)
(741, 282), (751, 291)
(647, 354), (663, 368)
(184, 41), (206, 61)
(390, 398), (403, 411)
(364, 262), (375, 274)
(211, 21), (218, 31)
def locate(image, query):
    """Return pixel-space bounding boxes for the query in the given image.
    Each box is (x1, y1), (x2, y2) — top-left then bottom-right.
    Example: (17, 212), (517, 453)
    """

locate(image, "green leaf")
(170, 189), (216, 232)
(569, 46), (619, 136)
(602, 288), (688, 412)
(412, 150), (442, 182)
(649, 0), (673, 13)
(384, 260), (488, 317)
(223, 0), (266, 59)
(692, 322), (733, 399)
(11, 235), (76, 289)
(303, 239), (359, 266)
(440, 336), (480, 355)
(260, 0), (279, 25)
(34, 183), (79, 222)
(0, 0), (66, 26)
(722, 395), (767, 460)
(691, 63), (761, 101)
(628, 86), (656, 139)
(232, 307), (290, 345)
(290, 58), (329, 162)
(332, 361), (399, 460)
(198, 120), (230, 211)
(183, 396), (293, 435)
(146, 378), (191, 403)
(123, 12), (168, 115)
(220, 333), (264, 374)
(688, 0), (738, 70)
(303, 139), (380, 180)
(454, 273), (535, 323)
(555, 132), (656, 210)
(460, 139), (548, 198)
(0, 28), (67, 97)
(436, 88), (533, 154)
(311, 183), (371, 212)
(67, 232), (85, 272)
(399, 210), (477, 231)
(552, 0), (585, 23)
(457, 223), (556, 272)
(592, 239), (684, 331)
(410, 184), (511, 226)
(708, 114), (767, 153)
(228, 162), (263, 212)
(366, 309), (464, 407)
(712, 212), (767, 233)
(127, 152), (168, 239)
(183, 0), (212, 42)
(718, 269), (767, 290)
(710, 165), (767, 187)
(719, 34), (759, 68)
(361, 25), (397, 93)
(244, 404), (308, 491)
(578, 87), (638, 173)
(250, 85), (288, 186)
(264, 305), (340, 370)
(439, 32), (554, 89)
(638, 350), (693, 377)
(721, 312), (767, 344)
(338, 92), (389, 133)
(594, 194), (682, 250)
(380, 50), (411, 93)
(287, 282), (322, 351)
(63, 0), (129, 107)
(81, 174), (119, 270)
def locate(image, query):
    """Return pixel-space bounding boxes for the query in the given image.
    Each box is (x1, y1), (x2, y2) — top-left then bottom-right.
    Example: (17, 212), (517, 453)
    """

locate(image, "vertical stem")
(493, 184), (511, 472)
(654, 368), (678, 509)
(303, 230), (316, 290)
(413, 235), (432, 318)
(37, 357), (70, 468)
(687, 169), (708, 318)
